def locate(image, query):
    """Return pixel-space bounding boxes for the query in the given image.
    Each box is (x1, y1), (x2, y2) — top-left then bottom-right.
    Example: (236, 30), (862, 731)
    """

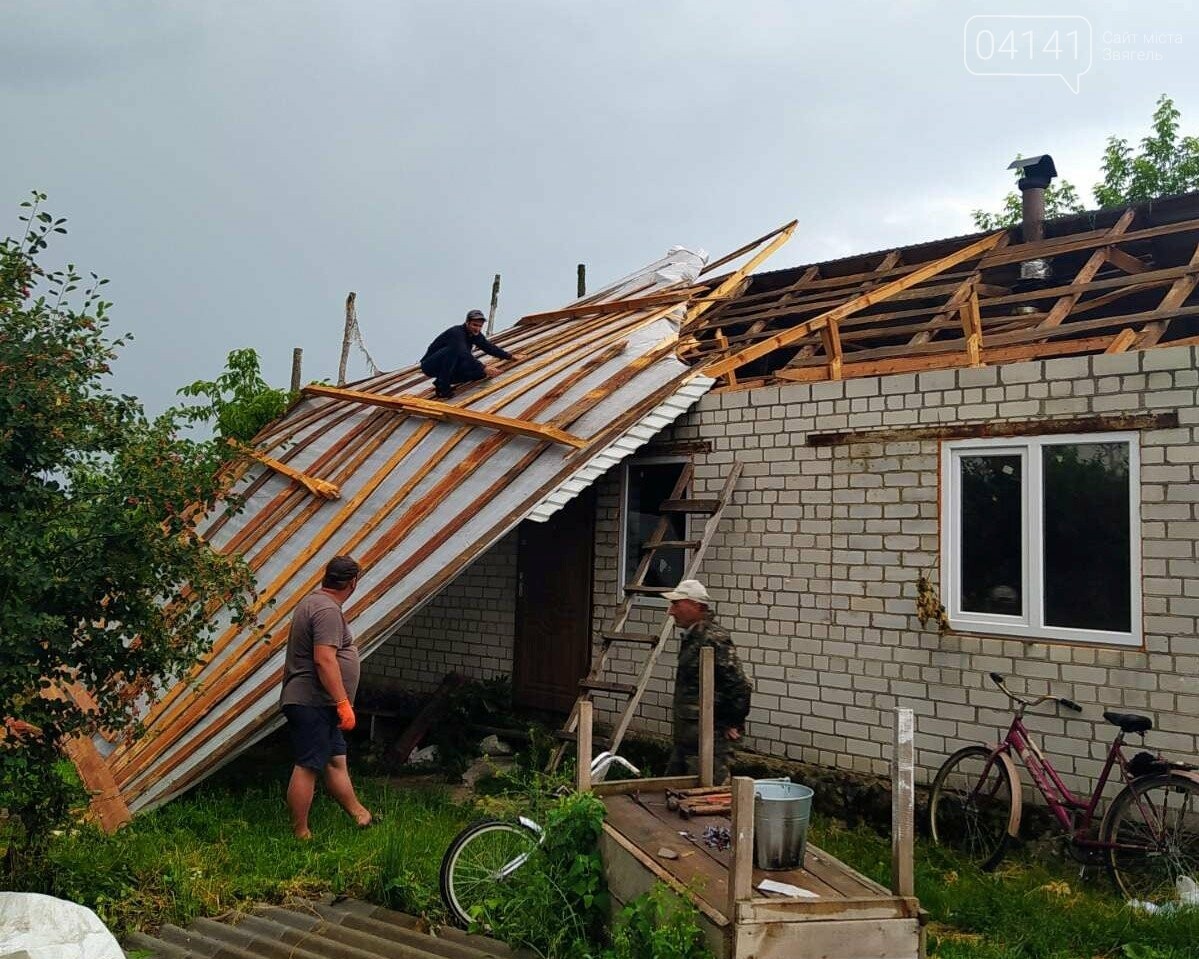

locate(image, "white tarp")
(0, 893), (123, 959)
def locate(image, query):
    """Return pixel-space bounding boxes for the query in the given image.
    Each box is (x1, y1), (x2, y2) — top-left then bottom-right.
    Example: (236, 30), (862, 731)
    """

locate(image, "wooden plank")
(577, 700), (592, 793)
(820, 318), (843, 379)
(703, 231), (1004, 378)
(1137, 240), (1199, 347)
(700, 220), (800, 277)
(1106, 328), (1138, 353)
(230, 444), (341, 499)
(806, 412), (1178, 447)
(592, 775), (699, 797)
(686, 221), (797, 326)
(981, 216), (1199, 268)
(733, 917), (921, 959)
(1105, 245), (1149, 275)
(699, 646), (715, 788)
(728, 776), (755, 917)
(302, 385), (587, 448)
(389, 672), (463, 764)
(891, 708), (915, 897)
(518, 287), (704, 324)
(1039, 209), (1135, 330)
(737, 897), (918, 924)
(960, 289), (983, 367)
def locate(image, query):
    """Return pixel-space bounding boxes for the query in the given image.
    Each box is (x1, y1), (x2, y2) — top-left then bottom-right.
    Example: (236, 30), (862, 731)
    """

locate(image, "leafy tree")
(973, 95), (1199, 229)
(0, 194), (256, 862)
(173, 347), (292, 446)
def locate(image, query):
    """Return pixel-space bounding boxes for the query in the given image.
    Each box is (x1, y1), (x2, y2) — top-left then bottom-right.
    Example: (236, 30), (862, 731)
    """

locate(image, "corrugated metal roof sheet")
(91, 245), (723, 813)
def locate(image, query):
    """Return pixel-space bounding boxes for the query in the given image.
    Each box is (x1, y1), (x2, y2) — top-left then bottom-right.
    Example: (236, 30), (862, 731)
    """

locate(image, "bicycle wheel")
(929, 745), (1015, 871)
(439, 819), (538, 928)
(1102, 773), (1199, 904)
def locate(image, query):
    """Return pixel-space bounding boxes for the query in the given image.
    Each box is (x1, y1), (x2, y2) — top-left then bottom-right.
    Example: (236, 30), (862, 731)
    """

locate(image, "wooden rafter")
(701, 231), (1005, 379)
(685, 220), (797, 326)
(1136, 238), (1199, 347)
(960, 286), (983, 366)
(1038, 209), (1135, 330)
(518, 286), (706, 325)
(302, 385), (588, 448)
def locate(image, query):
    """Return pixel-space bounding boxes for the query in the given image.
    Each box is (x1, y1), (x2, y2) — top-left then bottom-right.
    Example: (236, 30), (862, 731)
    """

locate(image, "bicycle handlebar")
(989, 672), (1083, 714)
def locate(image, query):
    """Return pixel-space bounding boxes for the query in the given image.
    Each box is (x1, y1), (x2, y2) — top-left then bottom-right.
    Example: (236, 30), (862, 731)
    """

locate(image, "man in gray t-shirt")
(280, 555), (372, 839)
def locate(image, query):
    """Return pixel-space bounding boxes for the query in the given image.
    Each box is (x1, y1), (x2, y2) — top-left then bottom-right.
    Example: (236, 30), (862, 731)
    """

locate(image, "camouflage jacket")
(672, 613), (752, 730)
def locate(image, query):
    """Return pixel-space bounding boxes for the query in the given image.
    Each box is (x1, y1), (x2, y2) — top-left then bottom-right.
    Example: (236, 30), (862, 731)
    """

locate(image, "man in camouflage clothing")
(663, 579), (752, 784)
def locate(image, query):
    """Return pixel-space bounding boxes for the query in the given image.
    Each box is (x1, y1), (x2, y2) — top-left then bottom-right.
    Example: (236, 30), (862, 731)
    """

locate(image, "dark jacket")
(673, 613), (752, 731)
(421, 324), (512, 366)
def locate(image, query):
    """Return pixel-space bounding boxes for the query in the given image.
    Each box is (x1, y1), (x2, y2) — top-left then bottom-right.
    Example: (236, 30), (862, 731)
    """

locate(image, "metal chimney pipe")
(1007, 154), (1058, 282)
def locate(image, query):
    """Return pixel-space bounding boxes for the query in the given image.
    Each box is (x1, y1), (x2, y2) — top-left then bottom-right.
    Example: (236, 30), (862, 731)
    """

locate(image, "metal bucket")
(753, 778), (814, 871)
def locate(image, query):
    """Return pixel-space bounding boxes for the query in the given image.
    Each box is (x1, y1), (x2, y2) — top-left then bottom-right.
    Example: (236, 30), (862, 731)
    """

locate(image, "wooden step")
(603, 631), (660, 646)
(623, 584), (672, 596)
(641, 539), (701, 551)
(579, 679), (635, 695)
(659, 498), (720, 513)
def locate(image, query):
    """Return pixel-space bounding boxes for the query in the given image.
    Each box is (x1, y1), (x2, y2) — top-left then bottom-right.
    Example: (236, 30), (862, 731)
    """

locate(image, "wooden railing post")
(891, 707), (915, 896)
(728, 776), (755, 920)
(699, 645), (715, 786)
(577, 700), (593, 793)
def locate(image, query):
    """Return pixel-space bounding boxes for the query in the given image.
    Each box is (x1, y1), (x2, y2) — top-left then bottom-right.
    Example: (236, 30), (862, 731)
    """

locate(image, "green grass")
(32, 763), (471, 936)
(808, 816), (1199, 959)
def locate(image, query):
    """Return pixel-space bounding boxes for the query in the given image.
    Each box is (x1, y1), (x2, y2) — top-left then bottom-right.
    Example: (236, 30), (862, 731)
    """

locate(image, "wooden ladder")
(550, 458), (743, 769)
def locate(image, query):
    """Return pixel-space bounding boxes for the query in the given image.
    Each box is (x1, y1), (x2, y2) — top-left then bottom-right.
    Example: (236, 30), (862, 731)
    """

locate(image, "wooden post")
(699, 645), (715, 787)
(577, 263), (586, 298)
(486, 274), (501, 336)
(290, 347), (303, 394)
(576, 700), (593, 793)
(891, 707), (915, 897)
(338, 293), (356, 386)
(728, 776), (755, 918)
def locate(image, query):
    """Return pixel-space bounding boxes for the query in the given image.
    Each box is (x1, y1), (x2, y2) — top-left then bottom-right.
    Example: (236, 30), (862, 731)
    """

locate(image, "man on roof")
(420, 309), (520, 400)
(664, 579), (752, 785)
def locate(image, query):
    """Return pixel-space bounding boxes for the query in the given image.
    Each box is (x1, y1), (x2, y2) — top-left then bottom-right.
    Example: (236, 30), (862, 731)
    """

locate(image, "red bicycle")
(929, 672), (1199, 904)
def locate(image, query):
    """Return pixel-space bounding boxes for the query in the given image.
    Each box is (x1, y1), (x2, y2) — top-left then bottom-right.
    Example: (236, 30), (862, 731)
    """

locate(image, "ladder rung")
(623, 584), (671, 596)
(659, 498), (720, 513)
(603, 631), (660, 646)
(642, 539), (701, 551)
(579, 680), (636, 695)
(554, 729), (577, 742)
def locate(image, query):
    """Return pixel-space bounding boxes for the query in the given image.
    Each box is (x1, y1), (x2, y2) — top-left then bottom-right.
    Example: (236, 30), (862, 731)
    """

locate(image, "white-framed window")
(620, 457), (689, 597)
(940, 432), (1141, 647)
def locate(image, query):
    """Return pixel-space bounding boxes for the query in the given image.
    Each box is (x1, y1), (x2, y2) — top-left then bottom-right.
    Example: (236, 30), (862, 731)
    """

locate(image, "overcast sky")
(3, 1), (1197, 414)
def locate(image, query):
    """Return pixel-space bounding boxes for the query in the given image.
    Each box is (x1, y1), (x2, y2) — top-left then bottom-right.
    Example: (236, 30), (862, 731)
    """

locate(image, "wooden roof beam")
(685, 220), (797, 326)
(702, 231), (1005, 379)
(1136, 238), (1199, 347)
(303, 384), (587, 449)
(518, 286), (706, 325)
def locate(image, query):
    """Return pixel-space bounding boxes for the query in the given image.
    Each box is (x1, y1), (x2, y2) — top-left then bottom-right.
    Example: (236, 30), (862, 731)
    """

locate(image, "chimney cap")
(1007, 154), (1058, 181)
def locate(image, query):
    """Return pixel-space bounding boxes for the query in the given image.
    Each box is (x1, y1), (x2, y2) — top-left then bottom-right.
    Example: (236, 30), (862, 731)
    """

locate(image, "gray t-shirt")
(280, 591), (360, 707)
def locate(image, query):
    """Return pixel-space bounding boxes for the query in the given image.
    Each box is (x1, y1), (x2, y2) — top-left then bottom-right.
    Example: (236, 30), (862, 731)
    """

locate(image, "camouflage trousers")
(666, 714), (732, 785)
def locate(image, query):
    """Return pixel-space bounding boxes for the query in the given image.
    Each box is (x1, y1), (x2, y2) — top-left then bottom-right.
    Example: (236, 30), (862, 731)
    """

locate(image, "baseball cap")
(465, 309), (486, 322)
(324, 555), (360, 587)
(662, 579), (711, 603)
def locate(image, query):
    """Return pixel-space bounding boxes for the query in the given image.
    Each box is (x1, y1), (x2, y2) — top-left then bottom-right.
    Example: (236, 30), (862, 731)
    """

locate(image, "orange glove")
(334, 698), (356, 732)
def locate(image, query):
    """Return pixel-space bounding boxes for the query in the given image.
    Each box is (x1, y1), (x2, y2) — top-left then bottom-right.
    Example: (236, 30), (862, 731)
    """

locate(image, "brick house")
(79, 185), (1199, 820)
(363, 190), (1199, 798)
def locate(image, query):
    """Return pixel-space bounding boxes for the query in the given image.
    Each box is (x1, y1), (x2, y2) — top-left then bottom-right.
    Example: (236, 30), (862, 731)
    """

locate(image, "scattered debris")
(657, 846), (679, 860)
(478, 734), (512, 755)
(757, 879), (819, 899)
(702, 825), (731, 851)
(407, 744), (438, 765)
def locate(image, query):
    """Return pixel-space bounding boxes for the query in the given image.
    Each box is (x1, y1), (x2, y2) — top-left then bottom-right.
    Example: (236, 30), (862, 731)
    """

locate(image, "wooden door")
(513, 488), (595, 712)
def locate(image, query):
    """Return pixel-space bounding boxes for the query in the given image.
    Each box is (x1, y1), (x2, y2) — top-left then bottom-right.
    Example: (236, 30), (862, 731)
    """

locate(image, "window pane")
(625, 463), (687, 588)
(1043, 442), (1131, 632)
(960, 454), (1023, 616)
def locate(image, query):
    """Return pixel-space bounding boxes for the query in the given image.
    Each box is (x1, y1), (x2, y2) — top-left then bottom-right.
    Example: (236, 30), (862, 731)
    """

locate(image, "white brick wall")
(361, 531), (518, 693)
(364, 344), (1199, 800)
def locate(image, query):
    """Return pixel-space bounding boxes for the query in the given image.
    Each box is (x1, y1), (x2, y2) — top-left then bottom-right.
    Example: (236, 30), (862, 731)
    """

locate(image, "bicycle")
(439, 751), (641, 928)
(929, 671), (1199, 905)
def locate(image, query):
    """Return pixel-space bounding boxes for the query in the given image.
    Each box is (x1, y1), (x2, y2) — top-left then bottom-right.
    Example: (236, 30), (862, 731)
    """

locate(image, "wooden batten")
(231, 441), (341, 500)
(806, 412), (1179, 447)
(302, 385), (588, 448)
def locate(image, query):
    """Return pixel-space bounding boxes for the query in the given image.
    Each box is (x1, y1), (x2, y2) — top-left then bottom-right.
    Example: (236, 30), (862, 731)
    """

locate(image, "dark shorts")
(282, 703), (347, 770)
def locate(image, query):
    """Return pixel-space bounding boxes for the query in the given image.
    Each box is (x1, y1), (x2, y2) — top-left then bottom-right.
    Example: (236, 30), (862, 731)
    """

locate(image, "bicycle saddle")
(1103, 711), (1153, 733)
